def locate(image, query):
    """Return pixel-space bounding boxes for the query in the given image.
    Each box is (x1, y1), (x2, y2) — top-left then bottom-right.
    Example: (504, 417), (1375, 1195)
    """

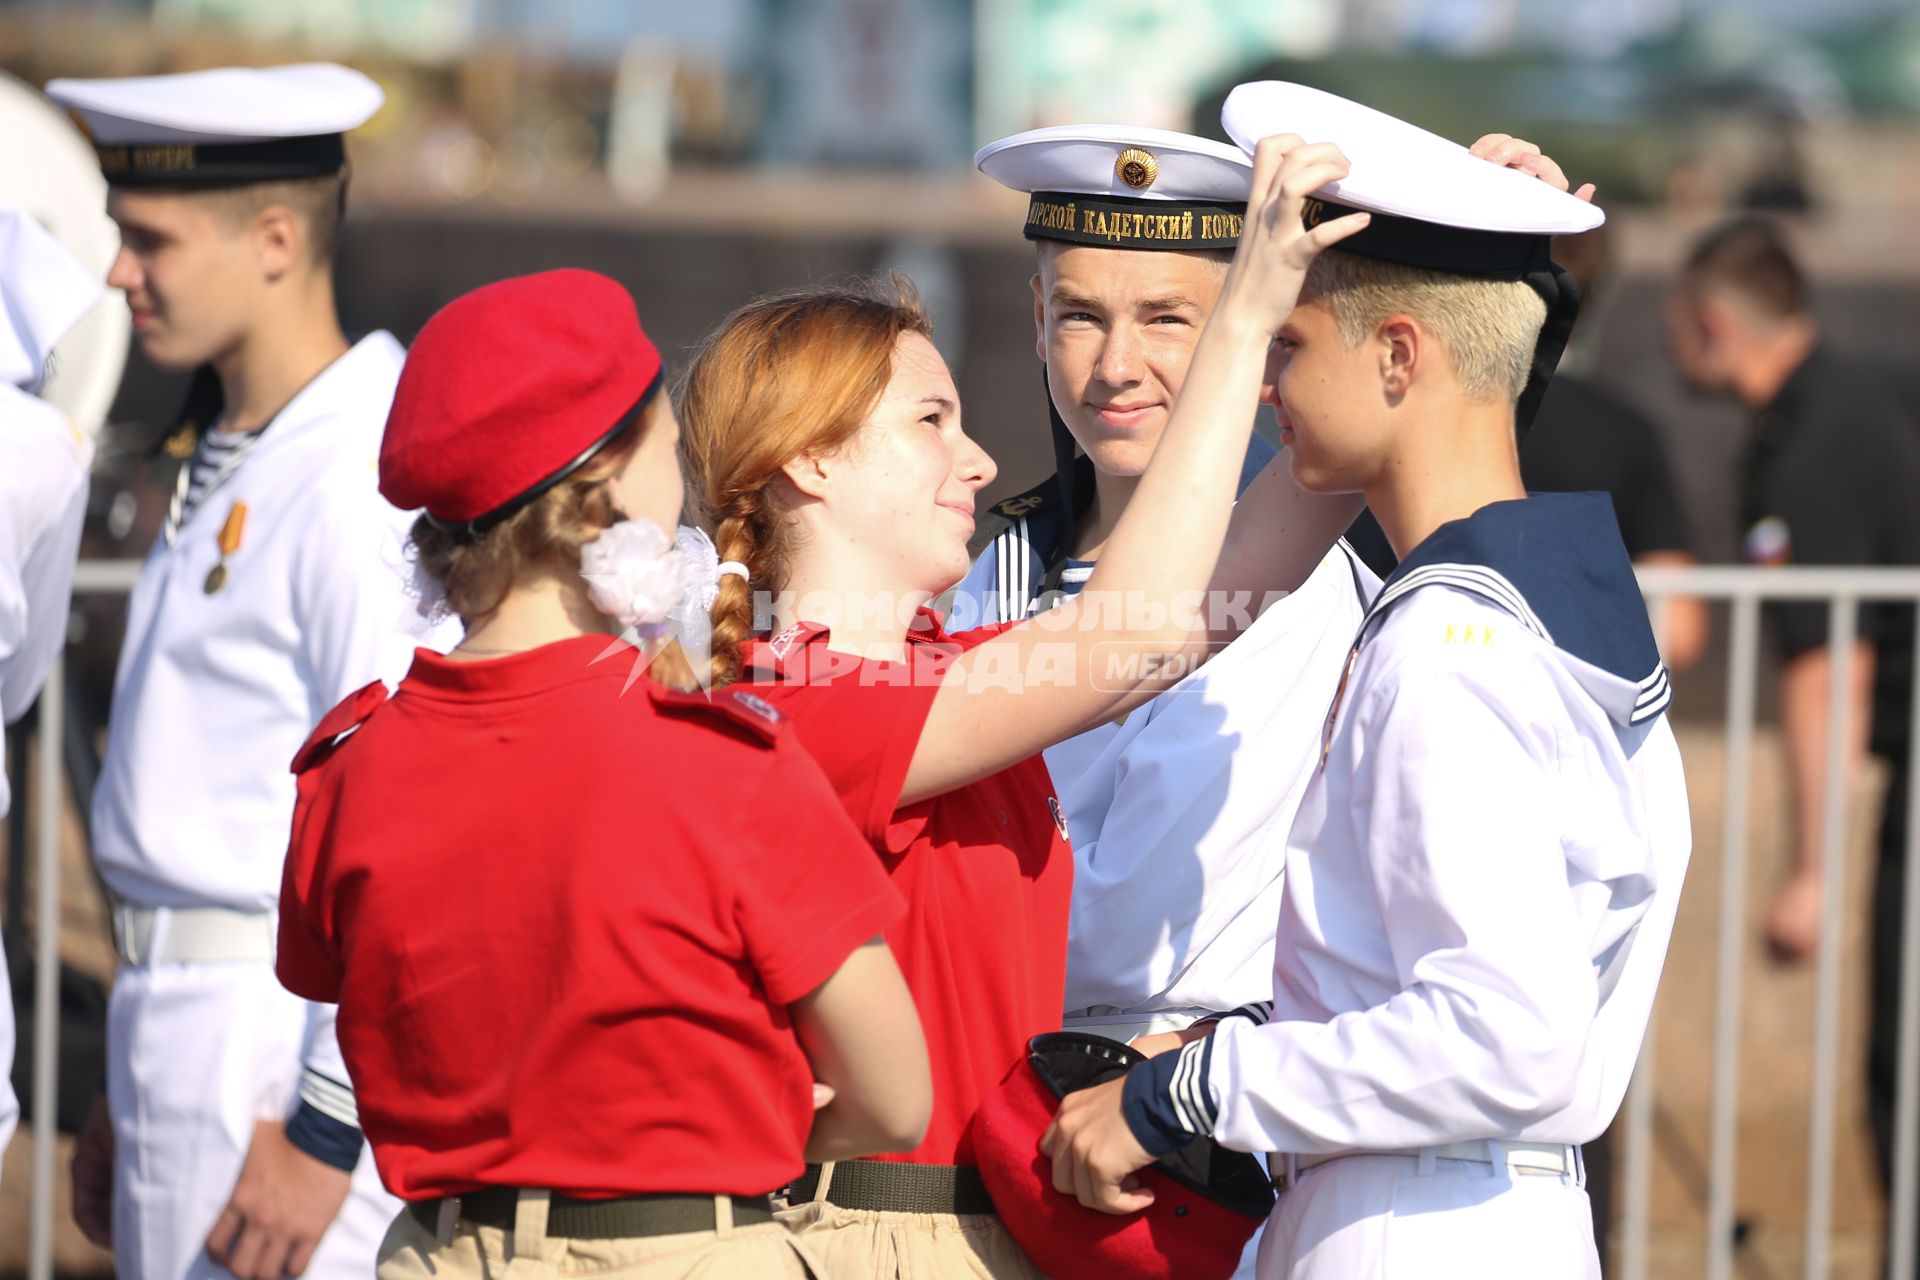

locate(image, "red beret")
(974, 1034), (1273, 1280)
(380, 268), (663, 534)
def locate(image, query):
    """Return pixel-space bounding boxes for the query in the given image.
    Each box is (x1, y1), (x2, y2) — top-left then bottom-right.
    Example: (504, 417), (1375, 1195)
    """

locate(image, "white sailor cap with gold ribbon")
(975, 123), (1253, 252)
(1220, 80), (1604, 432)
(44, 63), (383, 188)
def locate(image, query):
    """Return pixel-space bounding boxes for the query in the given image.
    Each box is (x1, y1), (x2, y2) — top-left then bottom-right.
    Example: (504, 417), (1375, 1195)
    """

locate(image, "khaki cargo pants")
(778, 1163), (1045, 1279)
(377, 1190), (823, 1279)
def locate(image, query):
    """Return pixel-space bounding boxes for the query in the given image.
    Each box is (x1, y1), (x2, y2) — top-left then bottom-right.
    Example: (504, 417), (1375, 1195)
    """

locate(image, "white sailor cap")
(1221, 80), (1603, 429)
(0, 205), (103, 389)
(1222, 81), (1601, 273)
(976, 124), (1254, 251)
(44, 63), (383, 188)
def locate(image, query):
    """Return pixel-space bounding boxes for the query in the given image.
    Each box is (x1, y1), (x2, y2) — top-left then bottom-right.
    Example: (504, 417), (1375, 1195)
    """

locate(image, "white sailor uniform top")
(2, 385), (90, 813)
(92, 333), (440, 1165)
(951, 433), (1379, 1033)
(1124, 492), (1691, 1159)
(0, 383), (92, 1168)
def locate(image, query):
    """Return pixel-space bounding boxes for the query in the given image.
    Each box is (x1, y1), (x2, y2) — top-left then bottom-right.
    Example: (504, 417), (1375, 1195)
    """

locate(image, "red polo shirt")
(276, 635), (904, 1201)
(739, 610), (1073, 1165)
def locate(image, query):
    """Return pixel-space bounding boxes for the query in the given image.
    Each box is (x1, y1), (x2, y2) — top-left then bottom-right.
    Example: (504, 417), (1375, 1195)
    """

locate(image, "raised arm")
(901, 136), (1368, 804)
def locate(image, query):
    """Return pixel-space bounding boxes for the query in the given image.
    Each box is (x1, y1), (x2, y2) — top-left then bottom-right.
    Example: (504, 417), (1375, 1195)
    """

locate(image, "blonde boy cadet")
(1043, 84), (1691, 1279)
(0, 206), (103, 1173)
(47, 65), (443, 1280)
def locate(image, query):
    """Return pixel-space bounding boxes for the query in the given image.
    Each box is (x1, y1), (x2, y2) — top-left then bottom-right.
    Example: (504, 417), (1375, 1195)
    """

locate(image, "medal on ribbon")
(204, 500), (247, 594)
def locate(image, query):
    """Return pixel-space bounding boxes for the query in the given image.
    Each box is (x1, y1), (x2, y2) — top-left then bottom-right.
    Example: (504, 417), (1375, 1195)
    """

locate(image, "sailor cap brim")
(977, 124), (1255, 253)
(1222, 81), (1603, 241)
(976, 123), (1251, 204)
(45, 63), (382, 187)
(1220, 80), (1602, 433)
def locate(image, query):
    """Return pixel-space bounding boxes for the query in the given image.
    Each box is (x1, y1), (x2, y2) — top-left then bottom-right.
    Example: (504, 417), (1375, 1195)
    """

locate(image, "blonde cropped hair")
(1302, 250), (1547, 404)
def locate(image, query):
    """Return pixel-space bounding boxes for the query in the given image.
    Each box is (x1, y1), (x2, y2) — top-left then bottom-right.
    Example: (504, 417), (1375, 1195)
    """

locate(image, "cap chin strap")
(1045, 365), (1079, 520)
(1515, 262), (1581, 436)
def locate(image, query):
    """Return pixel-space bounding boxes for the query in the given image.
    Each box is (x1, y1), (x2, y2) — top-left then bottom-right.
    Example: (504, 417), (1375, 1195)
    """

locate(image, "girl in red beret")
(675, 143), (1370, 1279)
(275, 269), (931, 1279)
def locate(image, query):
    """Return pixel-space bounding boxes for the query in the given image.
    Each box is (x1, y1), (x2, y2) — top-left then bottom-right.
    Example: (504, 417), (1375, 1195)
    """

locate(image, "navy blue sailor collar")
(1357, 492), (1671, 727)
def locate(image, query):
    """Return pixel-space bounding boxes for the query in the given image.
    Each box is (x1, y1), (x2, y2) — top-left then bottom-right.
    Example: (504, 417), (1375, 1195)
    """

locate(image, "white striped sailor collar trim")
(1357, 492), (1670, 727)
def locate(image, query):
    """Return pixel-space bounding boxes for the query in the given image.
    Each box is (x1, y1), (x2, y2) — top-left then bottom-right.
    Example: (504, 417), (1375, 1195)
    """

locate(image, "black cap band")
(1024, 192), (1247, 251)
(96, 134), (347, 187)
(1301, 196), (1554, 277)
(424, 370), (665, 545)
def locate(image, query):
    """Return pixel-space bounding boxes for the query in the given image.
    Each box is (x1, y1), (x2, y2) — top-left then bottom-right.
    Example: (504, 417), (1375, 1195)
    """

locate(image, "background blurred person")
(1666, 216), (1920, 1266)
(0, 206), (101, 1179)
(47, 64), (450, 1280)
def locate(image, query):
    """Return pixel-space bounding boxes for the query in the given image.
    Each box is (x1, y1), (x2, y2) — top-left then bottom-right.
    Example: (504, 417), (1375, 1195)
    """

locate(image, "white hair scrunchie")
(673, 525), (749, 612)
(580, 519), (687, 638)
(663, 526), (751, 684)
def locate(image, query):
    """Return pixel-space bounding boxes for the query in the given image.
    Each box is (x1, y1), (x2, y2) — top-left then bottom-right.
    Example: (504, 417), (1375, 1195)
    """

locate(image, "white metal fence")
(14, 560), (1920, 1278)
(1622, 565), (1920, 1280)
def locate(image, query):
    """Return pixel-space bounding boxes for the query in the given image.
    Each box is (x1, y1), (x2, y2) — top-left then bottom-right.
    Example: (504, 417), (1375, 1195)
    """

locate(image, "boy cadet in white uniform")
(0, 206), (103, 1172)
(1042, 84), (1692, 1279)
(950, 127), (1377, 1067)
(45, 65), (440, 1279)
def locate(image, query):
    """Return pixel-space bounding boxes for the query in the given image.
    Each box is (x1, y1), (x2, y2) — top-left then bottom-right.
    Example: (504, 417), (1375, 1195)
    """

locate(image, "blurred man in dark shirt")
(1667, 218), (1920, 1268)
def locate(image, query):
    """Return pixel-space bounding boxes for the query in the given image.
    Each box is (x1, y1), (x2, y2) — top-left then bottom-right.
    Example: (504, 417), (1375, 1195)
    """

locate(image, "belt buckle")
(110, 903), (130, 964)
(435, 1196), (461, 1246)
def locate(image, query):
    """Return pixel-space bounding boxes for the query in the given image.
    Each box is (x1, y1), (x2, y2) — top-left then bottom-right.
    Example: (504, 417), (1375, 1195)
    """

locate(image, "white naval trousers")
(1256, 1153), (1599, 1279)
(107, 960), (396, 1280)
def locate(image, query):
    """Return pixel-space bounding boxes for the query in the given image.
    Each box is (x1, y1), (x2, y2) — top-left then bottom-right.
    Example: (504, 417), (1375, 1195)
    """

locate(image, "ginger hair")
(677, 277), (932, 688)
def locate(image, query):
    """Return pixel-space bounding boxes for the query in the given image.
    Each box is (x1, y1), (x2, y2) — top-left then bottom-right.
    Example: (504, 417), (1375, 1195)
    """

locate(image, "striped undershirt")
(179, 427), (250, 526)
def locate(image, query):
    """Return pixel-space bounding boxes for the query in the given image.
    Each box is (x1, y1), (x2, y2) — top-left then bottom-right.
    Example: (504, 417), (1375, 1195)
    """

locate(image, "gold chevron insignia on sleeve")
(1115, 147), (1159, 191)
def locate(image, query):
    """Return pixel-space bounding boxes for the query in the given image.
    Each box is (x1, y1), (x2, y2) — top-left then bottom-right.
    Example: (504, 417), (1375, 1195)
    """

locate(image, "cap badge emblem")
(1301, 197), (1328, 230)
(1115, 147), (1158, 191)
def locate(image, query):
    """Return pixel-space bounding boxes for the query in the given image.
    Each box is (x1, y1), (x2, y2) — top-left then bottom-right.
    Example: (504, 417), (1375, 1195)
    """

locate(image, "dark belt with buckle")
(787, 1161), (997, 1216)
(404, 1189), (775, 1240)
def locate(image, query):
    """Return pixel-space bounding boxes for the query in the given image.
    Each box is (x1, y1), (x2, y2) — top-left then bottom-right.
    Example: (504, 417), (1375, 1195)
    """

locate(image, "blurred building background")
(3, 0), (1920, 1275)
